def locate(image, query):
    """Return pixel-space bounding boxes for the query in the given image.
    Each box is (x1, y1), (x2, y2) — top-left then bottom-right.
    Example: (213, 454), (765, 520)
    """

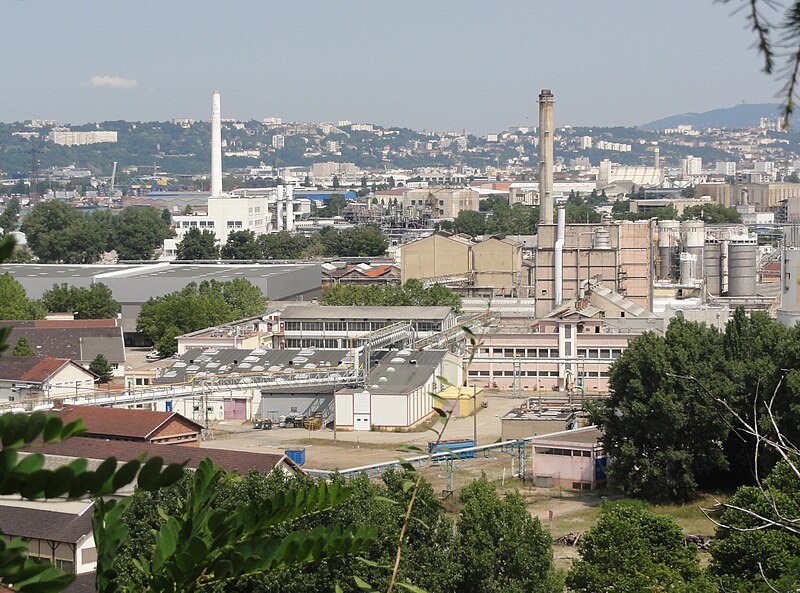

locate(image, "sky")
(4, 0), (782, 133)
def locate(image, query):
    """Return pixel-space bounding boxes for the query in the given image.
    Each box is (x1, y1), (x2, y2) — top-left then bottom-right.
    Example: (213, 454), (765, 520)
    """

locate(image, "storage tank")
(593, 228), (612, 250)
(680, 252), (697, 285)
(704, 242), (722, 296)
(682, 220), (705, 279)
(727, 241), (757, 296)
(658, 220), (680, 280)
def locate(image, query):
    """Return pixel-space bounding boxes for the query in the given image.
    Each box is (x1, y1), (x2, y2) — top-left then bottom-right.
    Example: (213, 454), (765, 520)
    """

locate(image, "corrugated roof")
(21, 437), (294, 476)
(55, 405), (202, 440)
(0, 503), (93, 543)
(337, 350), (448, 395)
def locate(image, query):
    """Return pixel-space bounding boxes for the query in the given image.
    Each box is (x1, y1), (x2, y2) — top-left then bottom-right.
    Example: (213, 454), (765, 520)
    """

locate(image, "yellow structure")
(437, 386), (484, 417)
(401, 233), (474, 282)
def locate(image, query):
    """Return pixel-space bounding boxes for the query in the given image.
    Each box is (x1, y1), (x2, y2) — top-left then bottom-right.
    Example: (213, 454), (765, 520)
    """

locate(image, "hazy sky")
(4, 0), (780, 132)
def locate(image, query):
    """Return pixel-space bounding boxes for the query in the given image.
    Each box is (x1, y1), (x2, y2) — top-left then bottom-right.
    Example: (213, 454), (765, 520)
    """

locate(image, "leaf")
(137, 456), (164, 491)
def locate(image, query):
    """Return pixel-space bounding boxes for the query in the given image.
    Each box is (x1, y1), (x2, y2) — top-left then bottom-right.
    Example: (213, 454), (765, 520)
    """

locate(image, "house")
(0, 357), (97, 406)
(3, 319), (126, 378)
(334, 349), (462, 431)
(54, 405), (203, 446)
(530, 426), (606, 490)
(321, 262), (401, 287)
(0, 500), (96, 575)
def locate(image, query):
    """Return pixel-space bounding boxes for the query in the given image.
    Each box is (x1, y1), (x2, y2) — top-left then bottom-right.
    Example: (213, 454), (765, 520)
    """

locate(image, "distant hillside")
(641, 103), (789, 130)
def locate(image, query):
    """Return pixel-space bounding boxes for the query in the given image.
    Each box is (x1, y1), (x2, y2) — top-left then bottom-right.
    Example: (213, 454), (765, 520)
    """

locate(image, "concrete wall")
(473, 238), (523, 297)
(532, 446), (597, 489)
(401, 235), (472, 282)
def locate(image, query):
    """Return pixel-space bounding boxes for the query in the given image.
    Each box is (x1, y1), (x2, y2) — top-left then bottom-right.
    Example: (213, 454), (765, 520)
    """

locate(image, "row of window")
(248, 206), (262, 214)
(226, 220), (244, 228)
(283, 321), (443, 332)
(477, 347), (624, 359)
(180, 220), (215, 228)
(535, 447), (593, 457)
(468, 370), (610, 378)
(286, 338), (340, 348)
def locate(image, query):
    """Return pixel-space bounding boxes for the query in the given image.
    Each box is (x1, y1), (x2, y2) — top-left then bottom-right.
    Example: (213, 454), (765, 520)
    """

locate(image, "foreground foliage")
(567, 501), (713, 593)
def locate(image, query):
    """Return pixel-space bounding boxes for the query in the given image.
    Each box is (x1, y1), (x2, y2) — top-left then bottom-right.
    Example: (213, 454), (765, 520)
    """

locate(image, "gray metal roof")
(155, 347), (351, 385)
(282, 305), (453, 321)
(338, 349), (448, 395)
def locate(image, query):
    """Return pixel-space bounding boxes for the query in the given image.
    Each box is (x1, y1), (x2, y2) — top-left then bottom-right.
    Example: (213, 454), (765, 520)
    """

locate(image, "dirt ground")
(201, 394), (527, 471)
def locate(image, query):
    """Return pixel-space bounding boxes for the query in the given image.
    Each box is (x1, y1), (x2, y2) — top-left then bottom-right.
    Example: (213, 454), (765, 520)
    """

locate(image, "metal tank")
(727, 240), (758, 296)
(682, 220), (705, 279)
(593, 228), (612, 250)
(658, 220), (680, 280)
(704, 242), (722, 296)
(680, 252), (697, 285)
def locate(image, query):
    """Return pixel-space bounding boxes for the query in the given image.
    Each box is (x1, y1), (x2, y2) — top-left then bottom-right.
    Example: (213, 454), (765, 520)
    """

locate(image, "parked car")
(146, 349), (162, 361)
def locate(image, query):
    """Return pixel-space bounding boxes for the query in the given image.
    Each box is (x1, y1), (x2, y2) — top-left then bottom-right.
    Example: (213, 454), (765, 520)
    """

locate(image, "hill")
(640, 103), (788, 130)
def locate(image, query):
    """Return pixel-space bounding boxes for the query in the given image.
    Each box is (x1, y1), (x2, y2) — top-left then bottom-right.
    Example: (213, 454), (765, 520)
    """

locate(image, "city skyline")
(6, 0), (778, 133)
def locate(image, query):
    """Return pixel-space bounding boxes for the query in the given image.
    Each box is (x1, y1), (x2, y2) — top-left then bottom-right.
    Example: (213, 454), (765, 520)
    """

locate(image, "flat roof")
(282, 305), (453, 320)
(339, 349), (448, 395)
(530, 426), (603, 446)
(155, 347), (351, 384)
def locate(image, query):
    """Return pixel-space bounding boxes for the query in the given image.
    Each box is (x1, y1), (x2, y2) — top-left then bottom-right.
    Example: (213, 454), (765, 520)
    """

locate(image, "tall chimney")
(285, 185), (295, 231)
(538, 89), (555, 225)
(276, 185), (284, 231)
(654, 146), (661, 169)
(211, 90), (223, 197)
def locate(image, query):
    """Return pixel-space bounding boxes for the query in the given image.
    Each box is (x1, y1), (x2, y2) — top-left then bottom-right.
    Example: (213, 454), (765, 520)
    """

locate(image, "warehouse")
(334, 349), (462, 431)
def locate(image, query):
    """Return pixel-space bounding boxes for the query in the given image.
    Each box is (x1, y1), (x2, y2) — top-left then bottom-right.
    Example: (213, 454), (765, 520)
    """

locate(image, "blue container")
(284, 448), (306, 466)
(428, 439), (475, 459)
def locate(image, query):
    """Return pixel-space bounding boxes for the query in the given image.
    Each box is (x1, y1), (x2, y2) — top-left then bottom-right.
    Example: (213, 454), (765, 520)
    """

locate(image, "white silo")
(682, 220), (705, 279)
(658, 220), (680, 280)
(777, 249), (800, 327)
(727, 239), (758, 296)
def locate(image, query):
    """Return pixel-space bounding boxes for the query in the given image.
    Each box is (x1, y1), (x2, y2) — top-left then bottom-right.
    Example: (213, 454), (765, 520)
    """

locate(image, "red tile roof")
(0, 356), (76, 383)
(362, 265), (394, 278)
(55, 405), (202, 440)
(22, 437), (297, 476)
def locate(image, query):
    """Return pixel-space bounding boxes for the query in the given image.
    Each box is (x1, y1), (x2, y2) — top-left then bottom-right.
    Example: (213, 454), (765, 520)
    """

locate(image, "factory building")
(400, 233), (532, 297)
(334, 349), (462, 431)
(2, 262), (321, 342)
(280, 306), (456, 349)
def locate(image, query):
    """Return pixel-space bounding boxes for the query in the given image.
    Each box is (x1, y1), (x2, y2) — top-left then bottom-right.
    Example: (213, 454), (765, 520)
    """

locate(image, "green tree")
(457, 476), (561, 593)
(41, 283), (120, 319)
(12, 336), (36, 357)
(221, 230), (262, 260)
(137, 279), (268, 356)
(591, 319), (733, 502)
(565, 202), (601, 223)
(710, 458), (800, 592)
(320, 226), (388, 257)
(680, 203), (742, 223)
(567, 501), (713, 593)
(21, 201), (108, 264)
(321, 280), (462, 312)
(176, 228), (219, 260)
(113, 207), (171, 260)
(89, 353), (114, 383)
(161, 208), (172, 224)
(258, 231), (310, 259)
(332, 175), (340, 189)
(0, 197), (21, 234)
(453, 210), (487, 236)
(0, 273), (44, 320)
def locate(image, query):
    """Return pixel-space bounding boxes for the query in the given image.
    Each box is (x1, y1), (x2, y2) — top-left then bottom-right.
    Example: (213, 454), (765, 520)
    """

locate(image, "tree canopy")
(453, 203), (539, 237)
(0, 273), (45, 320)
(321, 279), (462, 312)
(41, 283), (120, 319)
(457, 476), (561, 593)
(176, 228), (219, 260)
(680, 203), (742, 223)
(567, 500), (713, 593)
(12, 336), (36, 357)
(136, 279), (268, 356)
(113, 206), (172, 260)
(89, 353), (114, 383)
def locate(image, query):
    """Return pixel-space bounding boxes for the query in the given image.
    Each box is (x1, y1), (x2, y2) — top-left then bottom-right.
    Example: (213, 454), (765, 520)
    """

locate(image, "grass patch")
(651, 492), (728, 537)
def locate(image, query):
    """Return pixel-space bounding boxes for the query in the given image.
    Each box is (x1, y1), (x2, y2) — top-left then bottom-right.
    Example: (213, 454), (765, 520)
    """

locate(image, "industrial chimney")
(211, 90), (223, 197)
(538, 89), (555, 225)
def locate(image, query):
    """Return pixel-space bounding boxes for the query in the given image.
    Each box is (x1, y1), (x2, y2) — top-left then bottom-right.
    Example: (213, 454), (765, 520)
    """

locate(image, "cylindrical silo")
(682, 220), (705, 279)
(680, 252), (697, 285)
(727, 240), (757, 296)
(593, 228), (611, 250)
(704, 242), (722, 296)
(658, 220), (680, 280)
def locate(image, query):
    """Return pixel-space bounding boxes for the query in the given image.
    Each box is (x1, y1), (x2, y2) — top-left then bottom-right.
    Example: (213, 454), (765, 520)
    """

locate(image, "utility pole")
(29, 144), (40, 204)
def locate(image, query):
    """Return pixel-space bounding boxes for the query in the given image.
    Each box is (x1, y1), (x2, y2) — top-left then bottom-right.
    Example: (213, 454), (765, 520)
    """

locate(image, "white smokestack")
(211, 90), (223, 197)
(276, 185), (284, 231)
(554, 207), (565, 306)
(285, 185), (294, 231)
